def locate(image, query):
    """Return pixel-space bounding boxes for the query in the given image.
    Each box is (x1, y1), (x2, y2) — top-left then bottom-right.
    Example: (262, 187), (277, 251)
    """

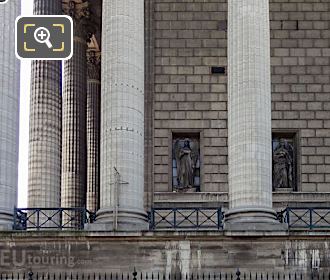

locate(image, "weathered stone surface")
(226, 0), (277, 226)
(1, 233), (330, 275)
(98, 0), (148, 229)
(28, 0), (62, 214)
(152, 0), (330, 204)
(61, 8), (89, 213)
(0, 0), (20, 229)
(86, 51), (101, 213)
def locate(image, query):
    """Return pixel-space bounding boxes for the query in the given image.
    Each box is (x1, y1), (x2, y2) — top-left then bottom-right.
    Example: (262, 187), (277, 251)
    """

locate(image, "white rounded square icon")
(16, 15), (73, 60)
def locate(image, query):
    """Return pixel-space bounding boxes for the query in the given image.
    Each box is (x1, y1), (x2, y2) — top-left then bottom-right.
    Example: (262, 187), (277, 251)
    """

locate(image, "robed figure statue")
(273, 138), (294, 189)
(174, 139), (199, 190)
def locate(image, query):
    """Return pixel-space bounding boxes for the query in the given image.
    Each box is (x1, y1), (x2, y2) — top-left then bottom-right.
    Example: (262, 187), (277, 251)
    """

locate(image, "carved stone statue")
(174, 138), (199, 191)
(273, 138), (294, 189)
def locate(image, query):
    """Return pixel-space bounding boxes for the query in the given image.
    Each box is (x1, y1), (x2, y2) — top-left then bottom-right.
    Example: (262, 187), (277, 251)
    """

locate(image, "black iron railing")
(149, 207), (223, 230)
(13, 208), (96, 230)
(278, 207), (330, 230)
(12, 206), (330, 231)
(0, 269), (327, 280)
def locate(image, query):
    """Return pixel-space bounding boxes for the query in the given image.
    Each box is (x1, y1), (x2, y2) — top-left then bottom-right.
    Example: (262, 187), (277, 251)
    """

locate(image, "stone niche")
(172, 133), (200, 193)
(272, 132), (298, 192)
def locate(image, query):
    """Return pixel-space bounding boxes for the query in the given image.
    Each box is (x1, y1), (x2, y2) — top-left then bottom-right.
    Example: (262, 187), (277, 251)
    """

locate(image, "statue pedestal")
(274, 188), (293, 193)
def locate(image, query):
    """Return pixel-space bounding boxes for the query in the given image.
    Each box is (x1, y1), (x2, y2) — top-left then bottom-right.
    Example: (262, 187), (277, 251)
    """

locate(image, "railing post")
(133, 268), (137, 280)
(36, 209), (40, 231)
(196, 208), (199, 229)
(286, 208), (290, 229)
(174, 208), (177, 229)
(218, 209), (223, 230)
(150, 208), (155, 230)
(59, 208), (63, 230)
(236, 269), (240, 280)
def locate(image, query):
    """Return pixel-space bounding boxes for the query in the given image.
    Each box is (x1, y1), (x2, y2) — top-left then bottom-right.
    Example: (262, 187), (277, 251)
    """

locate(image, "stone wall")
(270, 1), (330, 192)
(153, 0), (228, 193)
(151, 0), (330, 198)
(1, 232), (330, 274)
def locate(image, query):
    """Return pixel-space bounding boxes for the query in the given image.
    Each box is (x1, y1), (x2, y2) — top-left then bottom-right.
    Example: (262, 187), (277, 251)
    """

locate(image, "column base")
(0, 211), (14, 231)
(224, 207), (288, 235)
(86, 207), (149, 231)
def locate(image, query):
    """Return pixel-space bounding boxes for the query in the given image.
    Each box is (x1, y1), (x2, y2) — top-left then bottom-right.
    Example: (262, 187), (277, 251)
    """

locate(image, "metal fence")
(12, 207), (330, 231)
(149, 208), (223, 230)
(0, 270), (328, 280)
(278, 207), (330, 230)
(13, 208), (96, 230)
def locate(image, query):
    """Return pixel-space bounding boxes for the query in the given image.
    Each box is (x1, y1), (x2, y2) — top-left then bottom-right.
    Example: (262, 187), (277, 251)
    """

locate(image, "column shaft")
(97, 0), (147, 230)
(226, 0), (277, 225)
(86, 53), (101, 213)
(0, 0), (20, 229)
(61, 36), (87, 211)
(28, 0), (62, 212)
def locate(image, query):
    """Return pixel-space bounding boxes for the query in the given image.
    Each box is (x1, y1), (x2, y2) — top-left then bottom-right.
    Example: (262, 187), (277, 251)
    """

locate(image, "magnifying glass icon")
(34, 27), (53, 49)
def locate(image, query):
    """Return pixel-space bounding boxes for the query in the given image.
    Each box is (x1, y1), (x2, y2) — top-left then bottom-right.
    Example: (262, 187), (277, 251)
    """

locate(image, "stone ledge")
(1, 229), (330, 240)
(154, 192), (330, 208)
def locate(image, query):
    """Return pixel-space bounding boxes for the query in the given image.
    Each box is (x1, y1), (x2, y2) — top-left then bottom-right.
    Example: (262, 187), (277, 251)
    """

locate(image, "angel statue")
(273, 138), (294, 189)
(174, 138), (199, 191)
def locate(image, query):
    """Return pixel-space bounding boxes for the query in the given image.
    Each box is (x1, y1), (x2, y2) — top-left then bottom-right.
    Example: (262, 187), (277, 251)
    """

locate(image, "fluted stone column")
(95, 0), (148, 230)
(28, 1), (62, 216)
(61, 2), (90, 219)
(0, 0), (20, 230)
(226, 0), (280, 230)
(86, 51), (101, 213)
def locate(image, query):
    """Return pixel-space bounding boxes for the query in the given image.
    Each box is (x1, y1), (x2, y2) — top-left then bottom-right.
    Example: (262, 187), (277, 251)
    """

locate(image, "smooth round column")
(0, 0), (20, 230)
(86, 52), (101, 213)
(97, 0), (148, 230)
(28, 0), (62, 214)
(226, 0), (278, 227)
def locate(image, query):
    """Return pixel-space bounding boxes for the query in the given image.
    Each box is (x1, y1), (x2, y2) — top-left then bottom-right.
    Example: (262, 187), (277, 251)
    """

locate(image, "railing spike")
(236, 269), (240, 280)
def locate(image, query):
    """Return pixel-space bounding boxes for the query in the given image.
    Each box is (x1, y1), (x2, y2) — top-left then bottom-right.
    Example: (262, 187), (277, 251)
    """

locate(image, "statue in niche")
(174, 138), (199, 191)
(273, 138), (294, 189)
